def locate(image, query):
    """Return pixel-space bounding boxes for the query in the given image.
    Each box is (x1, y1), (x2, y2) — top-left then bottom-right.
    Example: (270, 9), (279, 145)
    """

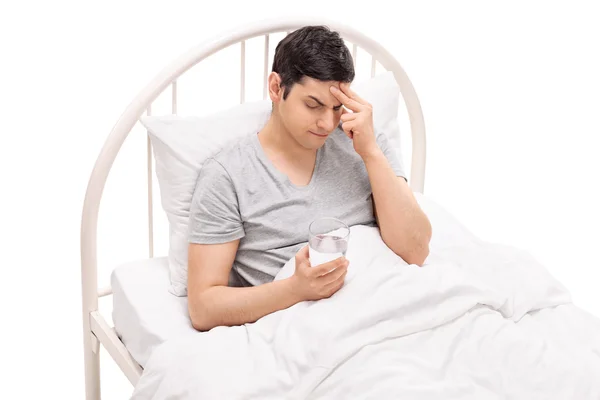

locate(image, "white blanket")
(131, 195), (600, 399)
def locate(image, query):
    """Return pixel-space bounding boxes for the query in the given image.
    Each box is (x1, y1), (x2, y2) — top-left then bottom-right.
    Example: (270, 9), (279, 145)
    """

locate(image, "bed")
(80, 17), (600, 399)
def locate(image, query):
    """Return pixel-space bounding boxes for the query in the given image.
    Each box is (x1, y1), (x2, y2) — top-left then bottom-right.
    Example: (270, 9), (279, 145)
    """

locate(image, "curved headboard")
(80, 17), (427, 310)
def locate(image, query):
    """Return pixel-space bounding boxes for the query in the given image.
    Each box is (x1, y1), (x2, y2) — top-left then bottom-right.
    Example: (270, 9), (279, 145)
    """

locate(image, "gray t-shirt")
(188, 126), (406, 287)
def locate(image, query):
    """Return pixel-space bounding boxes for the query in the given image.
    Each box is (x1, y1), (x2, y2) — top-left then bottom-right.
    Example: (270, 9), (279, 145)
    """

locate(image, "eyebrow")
(307, 95), (343, 109)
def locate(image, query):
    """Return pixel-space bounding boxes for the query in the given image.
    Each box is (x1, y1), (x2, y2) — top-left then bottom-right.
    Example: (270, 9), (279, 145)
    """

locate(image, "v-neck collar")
(252, 132), (323, 191)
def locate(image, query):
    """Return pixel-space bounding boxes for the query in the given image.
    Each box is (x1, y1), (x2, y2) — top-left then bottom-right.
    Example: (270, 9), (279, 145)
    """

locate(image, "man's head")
(268, 25), (355, 150)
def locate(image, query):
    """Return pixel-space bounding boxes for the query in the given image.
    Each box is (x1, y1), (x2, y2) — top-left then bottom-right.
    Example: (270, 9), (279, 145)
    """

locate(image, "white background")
(1, 1), (598, 398)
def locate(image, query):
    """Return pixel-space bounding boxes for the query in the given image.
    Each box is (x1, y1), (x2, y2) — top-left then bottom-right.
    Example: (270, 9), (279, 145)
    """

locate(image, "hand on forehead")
(329, 82), (369, 112)
(299, 78), (344, 108)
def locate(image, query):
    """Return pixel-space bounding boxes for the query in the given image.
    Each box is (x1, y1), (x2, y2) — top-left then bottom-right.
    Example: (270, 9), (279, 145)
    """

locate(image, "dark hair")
(272, 25), (355, 100)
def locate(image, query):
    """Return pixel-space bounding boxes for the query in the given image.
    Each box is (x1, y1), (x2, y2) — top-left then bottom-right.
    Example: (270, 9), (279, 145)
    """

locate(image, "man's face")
(275, 76), (346, 150)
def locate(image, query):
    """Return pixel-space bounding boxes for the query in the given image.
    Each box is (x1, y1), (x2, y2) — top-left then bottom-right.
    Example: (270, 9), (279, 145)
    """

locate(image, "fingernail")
(330, 86), (338, 91)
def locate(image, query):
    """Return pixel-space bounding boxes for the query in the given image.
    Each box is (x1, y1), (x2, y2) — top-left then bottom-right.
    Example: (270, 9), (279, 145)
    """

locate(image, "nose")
(317, 111), (338, 133)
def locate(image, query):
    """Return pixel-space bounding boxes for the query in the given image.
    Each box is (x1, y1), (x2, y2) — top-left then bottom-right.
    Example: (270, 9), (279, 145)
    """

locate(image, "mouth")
(309, 131), (328, 138)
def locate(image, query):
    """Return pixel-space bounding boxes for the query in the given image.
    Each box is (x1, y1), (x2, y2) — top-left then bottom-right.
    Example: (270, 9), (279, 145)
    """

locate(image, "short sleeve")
(376, 132), (407, 182)
(188, 158), (245, 244)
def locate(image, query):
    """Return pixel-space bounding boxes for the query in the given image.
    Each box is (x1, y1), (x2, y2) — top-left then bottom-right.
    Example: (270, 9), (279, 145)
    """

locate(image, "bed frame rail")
(81, 17), (426, 399)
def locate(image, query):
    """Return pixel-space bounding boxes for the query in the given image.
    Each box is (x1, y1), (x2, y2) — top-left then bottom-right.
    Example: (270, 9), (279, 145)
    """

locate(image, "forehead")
(297, 76), (340, 91)
(292, 77), (342, 104)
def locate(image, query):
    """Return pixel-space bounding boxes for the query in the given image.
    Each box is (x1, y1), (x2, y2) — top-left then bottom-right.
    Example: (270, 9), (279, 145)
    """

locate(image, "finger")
(312, 256), (347, 277)
(341, 107), (356, 116)
(295, 245), (310, 268)
(311, 263), (341, 279)
(340, 112), (357, 123)
(340, 82), (368, 106)
(330, 86), (364, 112)
(340, 127), (353, 140)
(296, 245), (309, 259)
(319, 261), (348, 285)
(322, 269), (347, 295)
(341, 121), (356, 138)
(316, 258), (349, 280)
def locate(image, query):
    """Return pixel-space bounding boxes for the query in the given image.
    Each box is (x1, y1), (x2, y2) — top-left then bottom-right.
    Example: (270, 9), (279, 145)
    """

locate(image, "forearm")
(189, 276), (302, 331)
(363, 149), (432, 265)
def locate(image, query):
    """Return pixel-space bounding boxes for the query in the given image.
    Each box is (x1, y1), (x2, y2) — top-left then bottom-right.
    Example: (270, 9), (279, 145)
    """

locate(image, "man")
(187, 25), (432, 331)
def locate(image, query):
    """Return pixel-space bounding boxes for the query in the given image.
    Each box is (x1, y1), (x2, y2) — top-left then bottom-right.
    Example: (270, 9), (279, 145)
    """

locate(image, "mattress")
(111, 257), (196, 367)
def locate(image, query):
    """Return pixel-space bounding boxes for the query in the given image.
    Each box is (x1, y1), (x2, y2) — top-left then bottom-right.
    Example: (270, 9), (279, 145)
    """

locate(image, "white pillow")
(140, 71), (403, 296)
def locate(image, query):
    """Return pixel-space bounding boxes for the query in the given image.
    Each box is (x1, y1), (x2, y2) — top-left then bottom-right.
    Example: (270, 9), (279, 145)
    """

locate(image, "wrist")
(285, 275), (305, 303)
(360, 147), (384, 164)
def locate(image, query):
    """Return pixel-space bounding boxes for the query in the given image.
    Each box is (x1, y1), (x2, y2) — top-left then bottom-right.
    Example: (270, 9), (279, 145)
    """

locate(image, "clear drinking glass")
(308, 217), (350, 267)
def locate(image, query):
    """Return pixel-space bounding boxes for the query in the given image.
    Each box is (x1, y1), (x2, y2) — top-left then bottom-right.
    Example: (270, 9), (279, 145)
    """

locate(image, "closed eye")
(306, 103), (343, 111)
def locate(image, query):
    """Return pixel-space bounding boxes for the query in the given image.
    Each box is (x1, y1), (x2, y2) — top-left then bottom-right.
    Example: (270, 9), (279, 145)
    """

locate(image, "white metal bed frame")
(80, 17), (427, 399)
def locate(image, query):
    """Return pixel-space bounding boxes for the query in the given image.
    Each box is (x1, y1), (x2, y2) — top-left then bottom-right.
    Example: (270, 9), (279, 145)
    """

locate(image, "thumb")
(295, 245), (310, 269)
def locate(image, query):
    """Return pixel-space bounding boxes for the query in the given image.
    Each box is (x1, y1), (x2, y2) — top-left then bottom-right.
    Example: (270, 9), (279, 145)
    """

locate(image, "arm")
(187, 242), (349, 331)
(330, 83), (432, 266)
(187, 157), (348, 331)
(187, 240), (301, 331)
(365, 151), (432, 266)
(186, 158), (300, 330)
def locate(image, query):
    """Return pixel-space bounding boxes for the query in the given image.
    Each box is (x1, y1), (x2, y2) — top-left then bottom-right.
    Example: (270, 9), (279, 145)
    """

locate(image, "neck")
(258, 114), (315, 161)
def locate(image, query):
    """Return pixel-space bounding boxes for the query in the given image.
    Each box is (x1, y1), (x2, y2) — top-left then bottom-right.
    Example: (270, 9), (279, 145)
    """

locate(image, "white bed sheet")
(113, 192), (600, 397)
(111, 257), (195, 367)
(110, 190), (482, 368)
(129, 193), (600, 399)
(307, 302), (600, 399)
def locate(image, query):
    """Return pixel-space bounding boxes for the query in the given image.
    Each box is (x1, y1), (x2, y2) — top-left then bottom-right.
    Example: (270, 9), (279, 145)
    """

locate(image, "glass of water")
(308, 217), (350, 267)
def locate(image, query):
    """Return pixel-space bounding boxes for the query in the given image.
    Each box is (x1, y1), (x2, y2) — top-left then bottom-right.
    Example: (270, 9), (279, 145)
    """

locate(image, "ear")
(268, 72), (283, 103)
